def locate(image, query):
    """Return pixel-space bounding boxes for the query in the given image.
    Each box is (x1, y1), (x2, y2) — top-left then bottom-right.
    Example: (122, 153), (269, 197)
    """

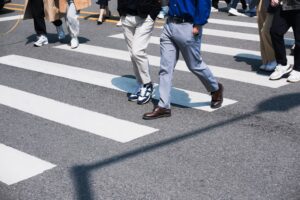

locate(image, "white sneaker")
(34, 35), (48, 47)
(269, 64), (293, 80)
(211, 7), (218, 12)
(265, 60), (277, 71)
(56, 25), (65, 40)
(287, 70), (300, 83)
(70, 37), (79, 49)
(228, 8), (246, 16)
(116, 20), (122, 27)
(137, 83), (153, 105)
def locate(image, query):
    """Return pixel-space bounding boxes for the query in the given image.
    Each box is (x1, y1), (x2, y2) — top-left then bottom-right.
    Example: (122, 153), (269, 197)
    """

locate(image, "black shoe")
(97, 20), (103, 25)
(211, 83), (224, 109)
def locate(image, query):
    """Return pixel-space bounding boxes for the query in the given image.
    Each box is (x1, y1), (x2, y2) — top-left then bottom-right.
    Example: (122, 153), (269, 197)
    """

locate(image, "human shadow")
(25, 33), (90, 45)
(233, 54), (262, 72)
(111, 75), (211, 109)
(70, 92), (300, 200)
(256, 92), (300, 112)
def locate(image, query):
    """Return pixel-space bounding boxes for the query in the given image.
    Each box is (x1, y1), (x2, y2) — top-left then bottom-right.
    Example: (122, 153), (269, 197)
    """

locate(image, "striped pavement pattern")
(0, 12), (295, 185)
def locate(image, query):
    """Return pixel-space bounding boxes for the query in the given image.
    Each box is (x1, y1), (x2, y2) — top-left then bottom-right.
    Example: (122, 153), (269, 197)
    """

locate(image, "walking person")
(257, 0), (277, 71)
(23, 0), (65, 47)
(269, 0), (300, 82)
(96, 0), (110, 25)
(143, 0), (224, 120)
(117, 0), (161, 104)
(58, 0), (91, 48)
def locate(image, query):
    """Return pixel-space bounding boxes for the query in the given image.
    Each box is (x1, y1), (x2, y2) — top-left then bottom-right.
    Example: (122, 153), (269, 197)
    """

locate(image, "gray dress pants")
(158, 21), (219, 109)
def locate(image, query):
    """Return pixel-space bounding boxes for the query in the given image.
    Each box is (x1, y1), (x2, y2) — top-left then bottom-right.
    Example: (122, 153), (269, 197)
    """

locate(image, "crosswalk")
(0, 13), (296, 185)
(0, 144), (56, 185)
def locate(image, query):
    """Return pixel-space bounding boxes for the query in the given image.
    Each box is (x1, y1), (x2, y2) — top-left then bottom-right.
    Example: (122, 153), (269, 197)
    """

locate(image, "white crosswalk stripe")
(0, 15), (23, 22)
(0, 84), (158, 143)
(0, 144), (56, 185)
(54, 44), (289, 88)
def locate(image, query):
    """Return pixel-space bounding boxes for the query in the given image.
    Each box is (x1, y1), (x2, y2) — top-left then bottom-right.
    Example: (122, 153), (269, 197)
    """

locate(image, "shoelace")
(140, 86), (151, 97)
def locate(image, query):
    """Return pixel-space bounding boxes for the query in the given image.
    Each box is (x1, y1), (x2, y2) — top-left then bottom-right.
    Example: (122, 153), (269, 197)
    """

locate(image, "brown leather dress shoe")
(143, 106), (171, 120)
(211, 83), (224, 109)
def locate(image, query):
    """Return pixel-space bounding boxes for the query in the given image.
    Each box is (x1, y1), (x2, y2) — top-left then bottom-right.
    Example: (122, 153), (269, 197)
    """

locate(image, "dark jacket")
(282, 0), (300, 10)
(268, 0), (300, 12)
(117, 0), (161, 20)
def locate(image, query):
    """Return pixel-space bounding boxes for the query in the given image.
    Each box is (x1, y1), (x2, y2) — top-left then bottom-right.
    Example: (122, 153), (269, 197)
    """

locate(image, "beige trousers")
(257, 0), (276, 64)
(121, 15), (155, 85)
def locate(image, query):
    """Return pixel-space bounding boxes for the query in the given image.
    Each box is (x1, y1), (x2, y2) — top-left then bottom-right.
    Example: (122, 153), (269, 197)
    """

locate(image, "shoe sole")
(137, 96), (151, 105)
(143, 113), (171, 120)
(71, 45), (79, 49)
(128, 98), (138, 102)
(228, 10), (246, 16)
(211, 101), (223, 109)
(287, 79), (300, 83)
(34, 41), (48, 47)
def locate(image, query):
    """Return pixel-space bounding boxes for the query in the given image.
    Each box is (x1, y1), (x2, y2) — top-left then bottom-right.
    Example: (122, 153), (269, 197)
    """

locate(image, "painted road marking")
(0, 84), (158, 143)
(0, 144), (56, 185)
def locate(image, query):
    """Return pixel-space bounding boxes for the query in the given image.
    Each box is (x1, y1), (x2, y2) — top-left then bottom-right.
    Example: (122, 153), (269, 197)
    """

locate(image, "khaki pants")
(121, 15), (155, 85)
(257, 0), (275, 64)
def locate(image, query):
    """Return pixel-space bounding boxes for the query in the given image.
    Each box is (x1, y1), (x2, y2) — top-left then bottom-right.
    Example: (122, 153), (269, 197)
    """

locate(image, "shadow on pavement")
(111, 75), (196, 109)
(26, 34), (90, 45)
(71, 92), (300, 200)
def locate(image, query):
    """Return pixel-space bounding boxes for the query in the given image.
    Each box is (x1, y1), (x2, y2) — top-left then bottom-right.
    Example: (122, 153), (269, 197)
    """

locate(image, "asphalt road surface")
(0, 1), (299, 200)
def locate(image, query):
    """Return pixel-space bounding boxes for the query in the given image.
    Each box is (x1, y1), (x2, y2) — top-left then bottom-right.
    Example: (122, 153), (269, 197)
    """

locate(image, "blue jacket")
(168, 0), (211, 26)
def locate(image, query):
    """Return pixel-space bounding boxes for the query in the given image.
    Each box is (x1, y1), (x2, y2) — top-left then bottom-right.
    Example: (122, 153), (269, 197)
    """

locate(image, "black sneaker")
(137, 83), (153, 105)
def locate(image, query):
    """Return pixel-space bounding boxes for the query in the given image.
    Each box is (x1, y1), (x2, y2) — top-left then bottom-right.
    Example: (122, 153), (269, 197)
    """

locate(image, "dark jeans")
(29, 0), (62, 36)
(212, 0), (232, 9)
(270, 7), (300, 71)
(229, 0), (247, 10)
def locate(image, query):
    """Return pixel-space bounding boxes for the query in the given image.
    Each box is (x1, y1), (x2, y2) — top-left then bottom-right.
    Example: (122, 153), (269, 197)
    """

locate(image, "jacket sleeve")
(194, 0), (211, 26)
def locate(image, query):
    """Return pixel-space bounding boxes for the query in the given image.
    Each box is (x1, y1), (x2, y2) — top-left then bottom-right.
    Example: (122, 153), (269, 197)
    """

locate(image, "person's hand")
(193, 25), (201, 36)
(271, 0), (280, 7)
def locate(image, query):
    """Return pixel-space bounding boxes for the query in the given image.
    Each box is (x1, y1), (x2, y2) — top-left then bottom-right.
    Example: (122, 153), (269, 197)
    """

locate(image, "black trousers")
(270, 7), (300, 71)
(212, 0), (235, 9)
(29, 0), (62, 36)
